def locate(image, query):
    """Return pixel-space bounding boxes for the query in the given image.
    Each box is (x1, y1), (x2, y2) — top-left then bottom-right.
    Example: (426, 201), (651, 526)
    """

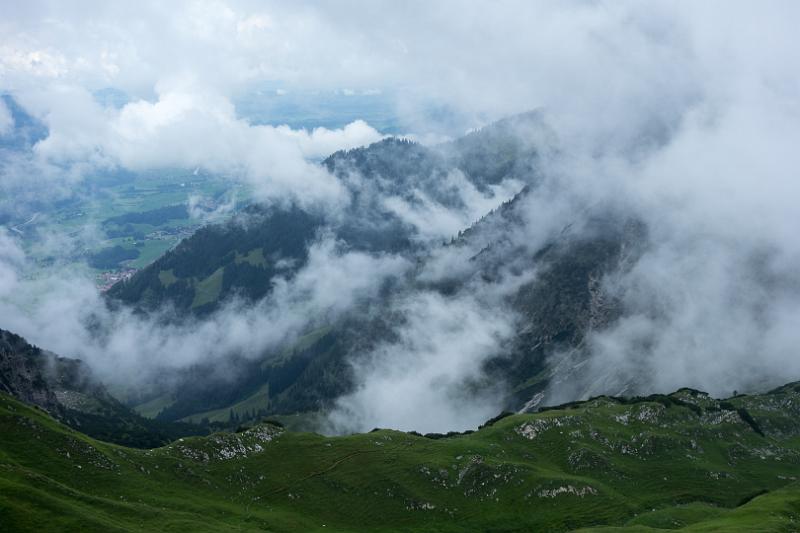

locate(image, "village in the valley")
(96, 268), (138, 292)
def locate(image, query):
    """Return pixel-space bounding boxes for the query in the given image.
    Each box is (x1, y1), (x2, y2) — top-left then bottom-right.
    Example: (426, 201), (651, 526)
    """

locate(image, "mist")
(0, 230), (411, 381)
(2, 1), (800, 433)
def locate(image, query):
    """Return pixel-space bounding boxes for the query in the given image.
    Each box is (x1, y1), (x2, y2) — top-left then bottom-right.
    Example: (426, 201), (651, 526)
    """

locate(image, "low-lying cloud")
(327, 291), (515, 434)
(383, 172), (523, 242)
(0, 231), (411, 385)
(7, 85), (383, 211)
(0, 99), (13, 136)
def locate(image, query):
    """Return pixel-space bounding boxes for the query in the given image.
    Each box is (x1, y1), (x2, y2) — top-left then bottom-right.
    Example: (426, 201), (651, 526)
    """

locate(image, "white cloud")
(275, 119), (386, 160)
(383, 173), (523, 242)
(0, 230), (25, 298)
(328, 291), (514, 434)
(9, 84), (383, 210)
(0, 235), (411, 383)
(0, 98), (13, 135)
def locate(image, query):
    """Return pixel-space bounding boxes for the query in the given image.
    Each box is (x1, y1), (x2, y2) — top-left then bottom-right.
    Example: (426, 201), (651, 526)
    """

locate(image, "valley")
(2, 4), (799, 530)
(12, 166), (245, 285)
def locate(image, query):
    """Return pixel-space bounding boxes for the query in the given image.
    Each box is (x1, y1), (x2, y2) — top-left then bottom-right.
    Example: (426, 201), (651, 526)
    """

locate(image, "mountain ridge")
(1, 377), (799, 531)
(97, 113), (649, 427)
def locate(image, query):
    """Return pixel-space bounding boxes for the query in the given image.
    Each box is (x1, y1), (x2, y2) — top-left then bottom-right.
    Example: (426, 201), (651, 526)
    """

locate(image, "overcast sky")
(3, 1), (799, 194)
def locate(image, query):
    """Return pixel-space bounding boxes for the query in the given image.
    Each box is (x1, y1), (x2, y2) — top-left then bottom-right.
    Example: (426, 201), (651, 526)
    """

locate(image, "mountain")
(471, 206), (647, 410)
(101, 113), (647, 425)
(440, 110), (550, 189)
(107, 205), (321, 314)
(0, 329), (205, 448)
(105, 197), (643, 427)
(1, 382), (799, 531)
(107, 112), (548, 315)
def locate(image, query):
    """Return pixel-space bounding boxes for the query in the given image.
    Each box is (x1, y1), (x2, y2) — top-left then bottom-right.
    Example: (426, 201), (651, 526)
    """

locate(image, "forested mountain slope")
(107, 206), (321, 314)
(107, 112), (546, 315)
(101, 113), (649, 425)
(106, 187), (645, 427)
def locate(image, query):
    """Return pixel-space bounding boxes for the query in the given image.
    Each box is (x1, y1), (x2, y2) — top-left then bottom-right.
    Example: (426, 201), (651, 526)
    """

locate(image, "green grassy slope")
(1, 385), (800, 532)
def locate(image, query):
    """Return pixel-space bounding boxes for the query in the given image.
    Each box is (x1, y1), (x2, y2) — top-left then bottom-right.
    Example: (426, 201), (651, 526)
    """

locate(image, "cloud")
(0, 2), (709, 133)
(276, 120), (386, 160)
(327, 291), (515, 434)
(0, 230), (25, 298)
(0, 234), (411, 384)
(534, 27), (800, 401)
(4, 2), (792, 173)
(8, 84), (383, 211)
(382, 172), (523, 242)
(0, 98), (13, 135)
(187, 192), (238, 224)
(579, 239), (800, 398)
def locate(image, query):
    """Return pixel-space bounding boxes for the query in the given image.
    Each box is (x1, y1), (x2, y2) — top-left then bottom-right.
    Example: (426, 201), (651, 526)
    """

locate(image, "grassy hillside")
(107, 205), (320, 314)
(2, 384), (800, 532)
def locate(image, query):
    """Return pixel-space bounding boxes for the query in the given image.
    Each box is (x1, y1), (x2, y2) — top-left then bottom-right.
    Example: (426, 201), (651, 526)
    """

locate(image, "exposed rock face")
(0, 328), (114, 413)
(0, 328), (202, 448)
(462, 194), (647, 410)
(0, 329), (63, 414)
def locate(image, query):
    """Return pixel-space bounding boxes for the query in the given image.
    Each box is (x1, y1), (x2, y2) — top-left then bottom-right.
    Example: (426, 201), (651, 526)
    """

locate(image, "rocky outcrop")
(0, 329), (64, 414)
(0, 328), (203, 447)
